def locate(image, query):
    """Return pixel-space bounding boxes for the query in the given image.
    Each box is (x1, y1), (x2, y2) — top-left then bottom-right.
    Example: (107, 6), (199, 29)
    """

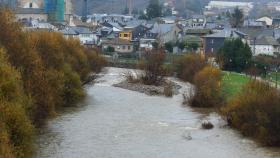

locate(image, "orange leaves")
(189, 66), (223, 107)
(223, 81), (280, 146)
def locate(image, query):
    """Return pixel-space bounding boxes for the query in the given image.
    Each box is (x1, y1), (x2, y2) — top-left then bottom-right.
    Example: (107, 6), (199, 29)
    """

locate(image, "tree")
(107, 46), (115, 53)
(0, 48), (34, 158)
(123, 6), (129, 15)
(141, 49), (166, 85)
(217, 38), (252, 72)
(138, 10), (148, 20)
(146, 0), (162, 19)
(189, 66), (223, 107)
(163, 7), (172, 16)
(186, 42), (199, 52)
(165, 42), (173, 53)
(230, 7), (244, 28)
(175, 53), (206, 83)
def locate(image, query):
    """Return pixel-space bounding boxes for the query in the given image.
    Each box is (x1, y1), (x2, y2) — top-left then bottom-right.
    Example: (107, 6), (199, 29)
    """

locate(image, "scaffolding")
(0, 0), (16, 9)
(45, 0), (64, 22)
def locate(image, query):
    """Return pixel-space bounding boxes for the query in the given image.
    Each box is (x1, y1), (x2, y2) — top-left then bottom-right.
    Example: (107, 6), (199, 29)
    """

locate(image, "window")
(211, 39), (214, 44)
(211, 48), (214, 53)
(29, 3), (33, 8)
(124, 34), (128, 37)
(119, 34), (122, 37)
(122, 45), (126, 50)
(128, 46), (131, 50)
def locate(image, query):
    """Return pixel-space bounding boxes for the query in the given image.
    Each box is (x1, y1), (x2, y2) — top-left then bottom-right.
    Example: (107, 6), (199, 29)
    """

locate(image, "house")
(272, 18), (280, 28)
(188, 15), (206, 28)
(139, 38), (156, 51)
(101, 22), (123, 32)
(185, 28), (212, 37)
(203, 29), (244, 54)
(250, 36), (280, 56)
(243, 19), (265, 28)
(102, 38), (134, 53)
(130, 25), (149, 41)
(205, 1), (254, 16)
(146, 23), (182, 44)
(119, 30), (133, 41)
(15, 8), (47, 21)
(72, 27), (95, 45)
(256, 17), (273, 27)
(59, 27), (79, 39)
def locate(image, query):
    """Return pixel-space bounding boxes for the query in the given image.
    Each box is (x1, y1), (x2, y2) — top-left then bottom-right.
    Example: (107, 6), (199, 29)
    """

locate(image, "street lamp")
(276, 68), (278, 89)
(264, 66), (267, 80)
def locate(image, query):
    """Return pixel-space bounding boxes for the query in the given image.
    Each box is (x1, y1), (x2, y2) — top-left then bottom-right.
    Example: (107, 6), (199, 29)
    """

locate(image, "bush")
(175, 53), (206, 83)
(0, 9), (107, 156)
(0, 49), (34, 158)
(188, 66), (223, 107)
(140, 49), (167, 85)
(163, 82), (173, 97)
(222, 80), (280, 146)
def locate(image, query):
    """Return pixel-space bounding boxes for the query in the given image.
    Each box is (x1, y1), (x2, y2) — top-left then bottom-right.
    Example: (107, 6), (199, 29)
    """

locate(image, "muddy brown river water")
(36, 67), (280, 158)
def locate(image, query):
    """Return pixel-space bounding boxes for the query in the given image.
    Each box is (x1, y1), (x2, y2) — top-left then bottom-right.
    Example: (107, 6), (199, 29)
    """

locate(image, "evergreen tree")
(146, 0), (162, 19)
(217, 38), (252, 72)
(230, 7), (244, 28)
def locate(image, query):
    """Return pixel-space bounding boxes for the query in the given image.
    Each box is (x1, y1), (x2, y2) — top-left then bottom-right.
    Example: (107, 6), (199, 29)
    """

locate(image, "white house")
(250, 36), (280, 56)
(256, 17), (273, 27)
(139, 38), (156, 51)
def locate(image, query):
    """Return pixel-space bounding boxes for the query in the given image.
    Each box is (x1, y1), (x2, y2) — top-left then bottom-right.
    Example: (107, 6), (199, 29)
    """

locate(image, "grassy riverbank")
(221, 72), (250, 100)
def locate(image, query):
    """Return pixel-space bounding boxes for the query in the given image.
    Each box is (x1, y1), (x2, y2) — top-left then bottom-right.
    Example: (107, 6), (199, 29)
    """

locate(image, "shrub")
(188, 66), (223, 107)
(140, 49), (167, 85)
(163, 82), (173, 97)
(0, 9), (107, 156)
(0, 48), (34, 158)
(175, 53), (206, 83)
(222, 80), (280, 146)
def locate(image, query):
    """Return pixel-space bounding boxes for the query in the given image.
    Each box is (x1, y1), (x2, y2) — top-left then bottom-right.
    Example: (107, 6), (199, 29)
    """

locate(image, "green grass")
(221, 72), (250, 100)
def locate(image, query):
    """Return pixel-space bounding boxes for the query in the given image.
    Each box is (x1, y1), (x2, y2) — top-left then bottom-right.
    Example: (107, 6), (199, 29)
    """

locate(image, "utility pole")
(128, 0), (132, 15)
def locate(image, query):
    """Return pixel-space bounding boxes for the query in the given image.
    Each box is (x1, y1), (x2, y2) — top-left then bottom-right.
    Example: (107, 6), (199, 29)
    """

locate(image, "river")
(36, 67), (280, 158)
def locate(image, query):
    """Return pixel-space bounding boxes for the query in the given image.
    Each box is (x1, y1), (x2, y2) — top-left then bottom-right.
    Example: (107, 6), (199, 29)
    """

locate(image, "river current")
(36, 67), (280, 158)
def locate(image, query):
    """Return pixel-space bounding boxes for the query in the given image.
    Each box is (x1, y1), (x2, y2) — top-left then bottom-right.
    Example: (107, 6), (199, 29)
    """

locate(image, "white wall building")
(250, 36), (280, 56)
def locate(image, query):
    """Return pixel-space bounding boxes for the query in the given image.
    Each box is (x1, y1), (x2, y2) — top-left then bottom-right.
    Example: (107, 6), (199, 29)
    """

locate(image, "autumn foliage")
(175, 53), (206, 83)
(188, 66), (223, 107)
(140, 49), (167, 85)
(222, 81), (280, 146)
(0, 9), (106, 157)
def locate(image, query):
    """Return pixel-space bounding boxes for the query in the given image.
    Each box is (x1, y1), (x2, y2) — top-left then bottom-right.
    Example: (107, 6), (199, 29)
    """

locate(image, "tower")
(45, 0), (64, 22)
(83, 0), (87, 17)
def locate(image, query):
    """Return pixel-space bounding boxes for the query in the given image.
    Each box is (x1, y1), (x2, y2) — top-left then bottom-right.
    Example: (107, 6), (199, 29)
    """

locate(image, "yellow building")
(119, 31), (132, 41)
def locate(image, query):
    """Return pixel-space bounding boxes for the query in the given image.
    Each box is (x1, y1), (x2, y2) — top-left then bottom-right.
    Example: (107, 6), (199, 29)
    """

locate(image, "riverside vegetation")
(0, 9), (106, 158)
(175, 53), (280, 146)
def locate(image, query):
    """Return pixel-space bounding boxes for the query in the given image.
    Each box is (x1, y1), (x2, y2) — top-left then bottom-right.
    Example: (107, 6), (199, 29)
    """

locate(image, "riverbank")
(36, 67), (280, 158)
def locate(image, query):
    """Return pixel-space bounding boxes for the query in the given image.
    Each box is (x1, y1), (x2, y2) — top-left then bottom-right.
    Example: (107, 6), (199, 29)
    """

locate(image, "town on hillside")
(1, 1), (280, 158)
(1, 1), (280, 59)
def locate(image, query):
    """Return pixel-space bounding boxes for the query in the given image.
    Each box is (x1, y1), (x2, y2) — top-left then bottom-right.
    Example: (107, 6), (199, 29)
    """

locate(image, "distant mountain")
(72, 0), (149, 15)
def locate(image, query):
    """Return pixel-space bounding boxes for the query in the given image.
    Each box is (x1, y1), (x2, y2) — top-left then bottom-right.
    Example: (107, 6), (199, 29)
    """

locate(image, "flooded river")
(36, 67), (280, 158)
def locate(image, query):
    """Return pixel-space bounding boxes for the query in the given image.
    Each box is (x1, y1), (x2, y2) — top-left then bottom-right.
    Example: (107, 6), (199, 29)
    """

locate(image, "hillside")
(72, 0), (280, 15)
(72, 0), (149, 15)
